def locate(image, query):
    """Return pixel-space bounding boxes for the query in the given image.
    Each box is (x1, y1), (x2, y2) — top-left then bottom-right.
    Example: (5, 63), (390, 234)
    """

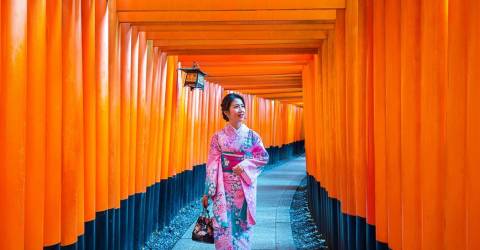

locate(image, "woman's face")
(225, 98), (246, 123)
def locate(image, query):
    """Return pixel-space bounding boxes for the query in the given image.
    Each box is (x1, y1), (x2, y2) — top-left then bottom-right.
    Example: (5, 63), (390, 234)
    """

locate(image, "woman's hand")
(202, 195), (209, 208)
(233, 165), (244, 175)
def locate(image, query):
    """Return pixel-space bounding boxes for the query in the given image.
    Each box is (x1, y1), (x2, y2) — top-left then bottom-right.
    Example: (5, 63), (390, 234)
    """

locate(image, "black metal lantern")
(179, 62), (206, 90)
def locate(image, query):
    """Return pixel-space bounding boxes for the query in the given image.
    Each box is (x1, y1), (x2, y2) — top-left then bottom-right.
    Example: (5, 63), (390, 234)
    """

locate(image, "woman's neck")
(229, 121), (242, 130)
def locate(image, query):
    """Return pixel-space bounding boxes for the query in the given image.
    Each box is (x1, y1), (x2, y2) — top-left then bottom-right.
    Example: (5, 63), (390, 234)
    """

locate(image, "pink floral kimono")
(205, 123), (269, 250)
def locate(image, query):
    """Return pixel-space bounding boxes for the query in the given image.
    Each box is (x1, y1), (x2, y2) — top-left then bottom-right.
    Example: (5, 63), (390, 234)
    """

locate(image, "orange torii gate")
(1, 0), (479, 250)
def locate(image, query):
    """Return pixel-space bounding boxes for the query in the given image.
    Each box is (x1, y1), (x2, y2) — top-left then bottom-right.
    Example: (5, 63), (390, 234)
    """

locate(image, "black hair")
(221, 93), (245, 122)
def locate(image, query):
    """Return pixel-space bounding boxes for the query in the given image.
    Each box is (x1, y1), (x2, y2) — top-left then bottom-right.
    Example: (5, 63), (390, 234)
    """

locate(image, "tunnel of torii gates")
(0, 0), (479, 250)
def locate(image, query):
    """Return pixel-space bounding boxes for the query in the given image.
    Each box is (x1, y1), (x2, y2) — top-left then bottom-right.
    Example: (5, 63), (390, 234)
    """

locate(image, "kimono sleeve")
(237, 131), (269, 184)
(204, 133), (221, 197)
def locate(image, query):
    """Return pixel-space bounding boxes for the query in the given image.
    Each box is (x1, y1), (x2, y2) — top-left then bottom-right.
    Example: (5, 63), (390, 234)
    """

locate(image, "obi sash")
(221, 152), (244, 171)
(221, 152), (252, 185)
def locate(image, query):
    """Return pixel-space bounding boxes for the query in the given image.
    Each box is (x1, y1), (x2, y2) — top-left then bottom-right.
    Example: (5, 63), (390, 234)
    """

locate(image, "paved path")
(172, 156), (306, 250)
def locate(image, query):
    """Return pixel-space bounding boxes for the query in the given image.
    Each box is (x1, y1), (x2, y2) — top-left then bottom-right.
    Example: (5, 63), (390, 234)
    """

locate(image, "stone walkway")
(172, 156), (307, 250)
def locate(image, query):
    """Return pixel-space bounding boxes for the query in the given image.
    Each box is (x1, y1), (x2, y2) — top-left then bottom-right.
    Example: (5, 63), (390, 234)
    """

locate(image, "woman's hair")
(221, 93), (245, 121)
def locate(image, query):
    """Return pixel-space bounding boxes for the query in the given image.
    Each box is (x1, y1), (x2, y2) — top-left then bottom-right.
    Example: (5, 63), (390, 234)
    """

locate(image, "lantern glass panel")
(197, 74), (205, 87)
(186, 72), (198, 83)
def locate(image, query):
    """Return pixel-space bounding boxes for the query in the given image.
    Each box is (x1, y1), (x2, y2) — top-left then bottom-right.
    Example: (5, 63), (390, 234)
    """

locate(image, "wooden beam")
(211, 82), (302, 87)
(268, 96), (303, 101)
(210, 77), (302, 81)
(209, 78), (301, 83)
(136, 23), (335, 32)
(131, 20), (336, 26)
(207, 75), (302, 82)
(162, 48), (318, 55)
(216, 78), (301, 84)
(179, 54), (313, 63)
(200, 65), (304, 76)
(218, 81), (302, 87)
(157, 43), (321, 52)
(207, 72), (302, 78)
(153, 39), (323, 47)
(179, 60), (311, 67)
(118, 0), (345, 11)
(275, 99), (304, 104)
(118, 10), (336, 23)
(281, 99), (304, 104)
(236, 88), (303, 94)
(147, 30), (327, 40)
(209, 79), (302, 86)
(255, 92), (303, 98)
(221, 84), (302, 90)
(207, 73), (302, 78)
(276, 99), (303, 104)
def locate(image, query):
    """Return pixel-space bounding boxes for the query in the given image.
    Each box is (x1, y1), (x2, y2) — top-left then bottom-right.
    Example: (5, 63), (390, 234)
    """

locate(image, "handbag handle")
(202, 208), (211, 218)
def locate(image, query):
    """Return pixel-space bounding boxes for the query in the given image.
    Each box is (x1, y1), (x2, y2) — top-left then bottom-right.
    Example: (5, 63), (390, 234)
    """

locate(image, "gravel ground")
(143, 163), (283, 249)
(144, 160), (318, 250)
(144, 201), (203, 250)
(290, 177), (328, 249)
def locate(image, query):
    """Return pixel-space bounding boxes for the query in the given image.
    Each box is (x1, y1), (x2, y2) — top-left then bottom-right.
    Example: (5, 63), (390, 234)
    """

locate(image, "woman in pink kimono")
(202, 93), (269, 250)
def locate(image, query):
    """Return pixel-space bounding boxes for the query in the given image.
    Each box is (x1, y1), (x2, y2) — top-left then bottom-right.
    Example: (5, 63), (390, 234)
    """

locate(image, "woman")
(202, 93), (269, 250)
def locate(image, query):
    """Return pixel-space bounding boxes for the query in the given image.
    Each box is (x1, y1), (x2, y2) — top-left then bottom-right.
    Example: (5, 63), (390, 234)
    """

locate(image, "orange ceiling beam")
(207, 73), (302, 85)
(163, 48), (318, 55)
(235, 88), (303, 94)
(284, 101), (304, 106)
(179, 60), (311, 67)
(118, 10), (336, 23)
(157, 44), (321, 53)
(146, 30), (327, 40)
(256, 92), (303, 98)
(220, 83), (302, 91)
(153, 39), (323, 47)
(136, 23), (335, 32)
(216, 78), (302, 84)
(157, 43), (321, 50)
(113, 2), (333, 104)
(209, 81), (302, 87)
(272, 97), (304, 102)
(272, 96), (303, 100)
(206, 74), (302, 80)
(218, 81), (302, 87)
(221, 83), (302, 90)
(200, 65), (304, 76)
(117, 0), (345, 11)
(208, 77), (301, 82)
(179, 54), (313, 61)
(114, 0), (344, 104)
(207, 78), (302, 85)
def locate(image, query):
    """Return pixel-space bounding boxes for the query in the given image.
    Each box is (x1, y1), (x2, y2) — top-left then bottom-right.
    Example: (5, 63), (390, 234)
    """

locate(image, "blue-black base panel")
(43, 140), (305, 250)
(306, 174), (391, 250)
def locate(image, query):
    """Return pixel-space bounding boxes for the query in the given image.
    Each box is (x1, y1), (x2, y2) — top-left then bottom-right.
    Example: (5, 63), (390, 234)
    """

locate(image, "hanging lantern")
(178, 62), (207, 90)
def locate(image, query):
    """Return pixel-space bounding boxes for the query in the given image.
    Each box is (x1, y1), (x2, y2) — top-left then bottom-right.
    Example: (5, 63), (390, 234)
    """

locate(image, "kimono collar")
(225, 123), (248, 136)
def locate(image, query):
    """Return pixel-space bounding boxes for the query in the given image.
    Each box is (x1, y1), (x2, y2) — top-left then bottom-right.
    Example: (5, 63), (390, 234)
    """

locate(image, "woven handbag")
(192, 208), (214, 244)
